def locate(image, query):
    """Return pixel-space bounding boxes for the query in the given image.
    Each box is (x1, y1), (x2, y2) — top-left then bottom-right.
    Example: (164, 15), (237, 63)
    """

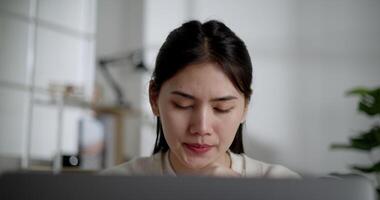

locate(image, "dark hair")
(151, 20), (252, 154)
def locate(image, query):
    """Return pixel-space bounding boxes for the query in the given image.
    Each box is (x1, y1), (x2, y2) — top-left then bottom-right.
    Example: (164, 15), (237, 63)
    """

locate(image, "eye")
(214, 107), (233, 113)
(173, 103), (193, 110)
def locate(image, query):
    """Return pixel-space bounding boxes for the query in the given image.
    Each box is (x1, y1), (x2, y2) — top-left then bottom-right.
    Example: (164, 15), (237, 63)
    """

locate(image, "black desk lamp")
(97, 50), (148, 107)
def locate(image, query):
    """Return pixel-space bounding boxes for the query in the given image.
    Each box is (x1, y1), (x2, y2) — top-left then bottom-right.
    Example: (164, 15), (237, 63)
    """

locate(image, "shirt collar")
(162, 150), (244, 176)
(162, 151), (176, 176)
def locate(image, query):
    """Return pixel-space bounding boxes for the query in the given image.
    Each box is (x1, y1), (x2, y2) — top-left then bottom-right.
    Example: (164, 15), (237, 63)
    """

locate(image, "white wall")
(0, 0), (30, 158)
(141, 0), (380, 176)
(0, 0), (96, 163)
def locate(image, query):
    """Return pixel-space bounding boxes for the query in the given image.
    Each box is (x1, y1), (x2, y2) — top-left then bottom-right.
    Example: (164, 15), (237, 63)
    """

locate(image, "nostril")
(189, 126), (211, 136)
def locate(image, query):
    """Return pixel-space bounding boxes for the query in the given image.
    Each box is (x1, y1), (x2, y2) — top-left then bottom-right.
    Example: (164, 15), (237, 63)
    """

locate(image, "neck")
(168, 150), (231, 175)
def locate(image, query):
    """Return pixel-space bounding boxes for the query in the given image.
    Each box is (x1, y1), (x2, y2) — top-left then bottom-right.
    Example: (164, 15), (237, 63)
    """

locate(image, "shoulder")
(100, 153), (163, 176)
(232, 153), (301, 178)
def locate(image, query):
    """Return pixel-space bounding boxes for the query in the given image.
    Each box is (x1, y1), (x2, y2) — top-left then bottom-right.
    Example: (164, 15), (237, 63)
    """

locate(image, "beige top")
(102, 151), (300, 178)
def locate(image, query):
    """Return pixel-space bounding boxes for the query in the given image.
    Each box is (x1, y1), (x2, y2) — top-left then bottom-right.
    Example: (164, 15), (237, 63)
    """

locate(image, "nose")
(189, 106), (212, 136)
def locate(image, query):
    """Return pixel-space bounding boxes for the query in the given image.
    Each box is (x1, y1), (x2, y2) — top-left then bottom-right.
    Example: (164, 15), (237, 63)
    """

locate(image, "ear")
(149, 80), (160, 116)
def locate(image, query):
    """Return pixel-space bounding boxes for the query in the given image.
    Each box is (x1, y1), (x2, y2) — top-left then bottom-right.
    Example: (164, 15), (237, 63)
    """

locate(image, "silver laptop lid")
(0, 172), (376, 200)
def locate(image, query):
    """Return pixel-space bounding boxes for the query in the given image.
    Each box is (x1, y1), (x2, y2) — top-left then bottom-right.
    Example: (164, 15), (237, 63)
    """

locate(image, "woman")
(104, 20), (300, 178)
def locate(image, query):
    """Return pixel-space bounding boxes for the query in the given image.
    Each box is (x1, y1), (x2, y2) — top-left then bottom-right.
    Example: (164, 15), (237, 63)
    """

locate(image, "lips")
(184, 143), (213, 154)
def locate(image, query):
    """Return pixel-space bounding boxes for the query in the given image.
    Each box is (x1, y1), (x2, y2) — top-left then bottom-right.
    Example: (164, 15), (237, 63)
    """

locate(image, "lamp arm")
(98, 63), (127, 106)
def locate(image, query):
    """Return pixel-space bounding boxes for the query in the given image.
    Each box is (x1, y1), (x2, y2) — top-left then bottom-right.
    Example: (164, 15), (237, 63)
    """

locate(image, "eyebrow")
(171, 91), (238, 102)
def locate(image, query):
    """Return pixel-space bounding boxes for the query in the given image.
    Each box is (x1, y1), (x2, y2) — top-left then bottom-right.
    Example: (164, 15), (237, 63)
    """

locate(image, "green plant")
(331, 86), (380, 195)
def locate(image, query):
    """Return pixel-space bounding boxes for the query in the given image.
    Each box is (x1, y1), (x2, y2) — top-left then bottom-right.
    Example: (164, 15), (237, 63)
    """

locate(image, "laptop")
(0, 172), (376, 200)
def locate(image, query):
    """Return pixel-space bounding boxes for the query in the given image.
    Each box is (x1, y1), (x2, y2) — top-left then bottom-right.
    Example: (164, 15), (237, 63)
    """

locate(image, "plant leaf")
(346, 87), (371, 96)
(352, 161), (380, 173)
(331, 125), (380, 151)
(347, 87), (380, 116)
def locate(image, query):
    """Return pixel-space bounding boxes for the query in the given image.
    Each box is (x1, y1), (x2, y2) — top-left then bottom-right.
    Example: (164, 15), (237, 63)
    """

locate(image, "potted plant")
(331, 86), (380, 195)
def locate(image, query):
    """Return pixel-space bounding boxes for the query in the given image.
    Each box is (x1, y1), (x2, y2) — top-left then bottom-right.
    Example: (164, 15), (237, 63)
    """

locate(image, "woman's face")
(150, 62), (248, 172)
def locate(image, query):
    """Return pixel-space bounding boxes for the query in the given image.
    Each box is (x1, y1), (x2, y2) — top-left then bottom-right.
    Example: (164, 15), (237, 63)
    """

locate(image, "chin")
(184, 162), (209, 170)
(182, 156), (213, 169)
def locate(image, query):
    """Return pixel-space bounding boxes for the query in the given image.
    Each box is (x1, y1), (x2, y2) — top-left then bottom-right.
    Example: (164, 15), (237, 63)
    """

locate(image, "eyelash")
(173, 103), (232, 113)
(174, 104), (192, 109)
(214, 107), (232, 113)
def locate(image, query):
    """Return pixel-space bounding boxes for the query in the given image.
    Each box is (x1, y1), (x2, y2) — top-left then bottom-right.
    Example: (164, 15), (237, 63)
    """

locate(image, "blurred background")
(0, 0), (379, 177)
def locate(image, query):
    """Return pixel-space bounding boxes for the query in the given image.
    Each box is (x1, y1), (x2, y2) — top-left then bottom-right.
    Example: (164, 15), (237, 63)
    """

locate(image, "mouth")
(183, 143), (213, 154)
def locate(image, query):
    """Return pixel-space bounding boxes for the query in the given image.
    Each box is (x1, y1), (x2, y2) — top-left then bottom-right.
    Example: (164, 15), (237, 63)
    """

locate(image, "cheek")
(216, 121), (239, 145)
(215, 110), (244, 146)
(158, 103), (189, 143)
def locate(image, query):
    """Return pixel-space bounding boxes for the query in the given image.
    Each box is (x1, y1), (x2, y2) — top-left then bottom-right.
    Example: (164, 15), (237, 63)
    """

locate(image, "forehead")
(160, 62), (243, 99)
